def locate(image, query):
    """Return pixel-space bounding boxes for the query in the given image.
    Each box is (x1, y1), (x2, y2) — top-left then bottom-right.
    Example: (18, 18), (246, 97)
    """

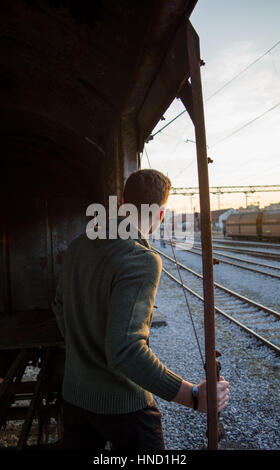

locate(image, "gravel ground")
(149, 242), (280, 450)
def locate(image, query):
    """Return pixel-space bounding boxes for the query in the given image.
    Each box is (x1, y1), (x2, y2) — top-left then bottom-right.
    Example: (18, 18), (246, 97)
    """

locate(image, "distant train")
(225, 210), (280, 240)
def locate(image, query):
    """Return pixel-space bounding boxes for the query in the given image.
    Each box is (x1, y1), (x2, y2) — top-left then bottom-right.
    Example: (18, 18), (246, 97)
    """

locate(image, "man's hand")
(197, 376), (230, 413)
(173, 376), (230, 413)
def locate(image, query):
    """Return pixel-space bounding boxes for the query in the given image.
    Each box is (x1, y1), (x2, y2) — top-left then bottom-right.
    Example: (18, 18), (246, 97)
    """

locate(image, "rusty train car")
(0, 0), (219, 449)
(225, 211), (280, 240)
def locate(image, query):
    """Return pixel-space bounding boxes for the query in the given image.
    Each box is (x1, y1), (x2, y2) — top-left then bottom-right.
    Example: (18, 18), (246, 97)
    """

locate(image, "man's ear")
(121, 197), (124, 205)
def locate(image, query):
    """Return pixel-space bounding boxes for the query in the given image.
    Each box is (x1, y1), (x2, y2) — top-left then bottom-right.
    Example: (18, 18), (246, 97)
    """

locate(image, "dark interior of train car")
(1, 0), (207, 449)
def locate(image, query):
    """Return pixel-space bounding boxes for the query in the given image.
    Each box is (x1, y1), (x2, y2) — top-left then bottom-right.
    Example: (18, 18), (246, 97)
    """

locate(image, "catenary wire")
(211, 101), (280, 147)
(150, 40), (280, 139)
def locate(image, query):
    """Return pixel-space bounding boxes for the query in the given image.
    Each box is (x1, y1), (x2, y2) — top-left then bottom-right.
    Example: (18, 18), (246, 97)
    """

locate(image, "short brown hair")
(123, 169), (171, 208)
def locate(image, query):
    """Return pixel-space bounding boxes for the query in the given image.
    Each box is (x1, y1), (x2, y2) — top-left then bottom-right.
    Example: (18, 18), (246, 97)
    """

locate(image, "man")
(52, 169), (229, 451)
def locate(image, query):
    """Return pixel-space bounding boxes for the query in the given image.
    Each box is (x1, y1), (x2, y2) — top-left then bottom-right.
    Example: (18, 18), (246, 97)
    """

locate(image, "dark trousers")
(62, 399), (165, 451)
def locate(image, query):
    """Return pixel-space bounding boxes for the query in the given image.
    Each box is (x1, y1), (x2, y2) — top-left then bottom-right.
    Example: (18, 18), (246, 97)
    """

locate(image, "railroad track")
(195, 241), (280, 261)
(212, 238), (280, 251)
(169, 241), (280, 280)
(152, 246), (280, 356)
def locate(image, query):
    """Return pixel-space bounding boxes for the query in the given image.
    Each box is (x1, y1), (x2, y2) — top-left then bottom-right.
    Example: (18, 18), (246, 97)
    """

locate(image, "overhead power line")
(170, 185), (280, 196)
(151, 110), (186, 139)
(149, 39), (280, 139)
(144, 146), (152, 168)
(171, 100), (280, 179)
(206, 40), (280, 102)
(211, 101), (280, 147)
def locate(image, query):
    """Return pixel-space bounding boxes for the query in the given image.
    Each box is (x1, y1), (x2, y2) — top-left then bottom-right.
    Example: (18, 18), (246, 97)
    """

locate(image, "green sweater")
(52, 219), (183, 414)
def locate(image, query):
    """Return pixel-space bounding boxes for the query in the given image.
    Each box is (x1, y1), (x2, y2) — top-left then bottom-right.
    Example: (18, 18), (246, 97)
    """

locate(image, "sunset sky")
(141, 0), (280, 212)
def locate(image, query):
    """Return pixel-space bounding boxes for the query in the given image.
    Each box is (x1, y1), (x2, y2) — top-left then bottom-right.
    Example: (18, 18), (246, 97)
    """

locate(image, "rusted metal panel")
(0, 314), (63, 350)
(8, 200), (49, 312)
(50, 197), (88, 284)
(103, 127), (124, 205)
(118, 0), (197, 175)
(0, 0), (198, 212)
(179, 20), (219, 450)
(137, 17), (191, 147)
(0, 223), (11, 314)
(239, 212), (259, 237)
(122, 0), (196, 119)
(0, 0), (161, 170)
(121, 118), (139, 181)
(0, 197), (88, 315)
(262, 211), (280, 238)
(0, 1), (201, 353)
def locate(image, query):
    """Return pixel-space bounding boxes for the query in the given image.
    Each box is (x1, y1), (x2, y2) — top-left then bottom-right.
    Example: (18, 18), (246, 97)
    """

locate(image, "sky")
(141, 0), (280, 211)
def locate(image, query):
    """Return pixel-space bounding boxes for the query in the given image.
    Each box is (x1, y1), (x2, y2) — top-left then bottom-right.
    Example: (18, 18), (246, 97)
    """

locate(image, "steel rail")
(172, 241), (280, 280)
(212, 238), (280, 250)
(154, 246), (280, 320)
(160, 265), (280, 356)
(192, 242), (280, 270)
(211, 249), (280, 272)
(152, 247), (280, 355)
(194, 242), (280, 261)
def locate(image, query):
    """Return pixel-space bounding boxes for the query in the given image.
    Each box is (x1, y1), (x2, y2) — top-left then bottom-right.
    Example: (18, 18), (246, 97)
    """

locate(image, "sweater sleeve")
(105, 250), (183, 402)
